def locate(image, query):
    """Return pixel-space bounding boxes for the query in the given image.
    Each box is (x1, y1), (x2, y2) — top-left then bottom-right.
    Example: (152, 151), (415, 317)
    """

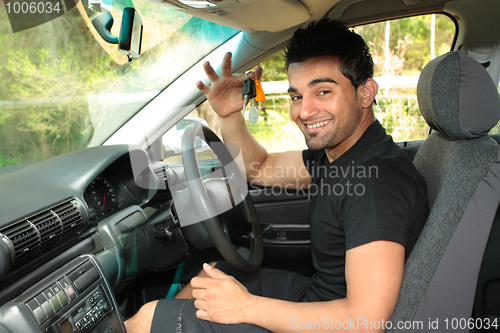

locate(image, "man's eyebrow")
(287, 78), (338, 94)
(309, 78), (338, 86)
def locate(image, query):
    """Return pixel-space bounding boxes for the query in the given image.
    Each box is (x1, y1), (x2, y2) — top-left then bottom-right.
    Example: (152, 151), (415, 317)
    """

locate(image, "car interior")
(0, 0), (500, 332)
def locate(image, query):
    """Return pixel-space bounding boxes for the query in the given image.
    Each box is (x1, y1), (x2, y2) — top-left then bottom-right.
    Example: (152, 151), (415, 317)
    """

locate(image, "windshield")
(0, 0), (239, 167)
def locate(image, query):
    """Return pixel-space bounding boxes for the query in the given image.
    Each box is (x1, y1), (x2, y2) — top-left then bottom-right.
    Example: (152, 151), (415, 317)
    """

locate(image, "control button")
(40, 300), (55, 318)
(50, 283), (68, 311)
(49, 297), (62, 312)
(27, 299), (47, 325)
(50, 283), (62, 294)
(43, 288), (62, 313)
(32, 307), (47, 325)
(56, 290), (69, 307)
(26, 299), (39, 311)
(66, 286), (77, 301)
(58, 277), (77, 301)
(72, 267), (99, 293)
(58, 277), (71, 289)
(102, 302), (110, 312)
(34, 294), (55, 319)
(42, 287), (55, 300)
(34, 294), (47, 305)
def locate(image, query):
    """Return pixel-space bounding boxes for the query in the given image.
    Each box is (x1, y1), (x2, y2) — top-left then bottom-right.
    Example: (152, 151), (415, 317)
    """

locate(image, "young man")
(126, 19), (428, 333)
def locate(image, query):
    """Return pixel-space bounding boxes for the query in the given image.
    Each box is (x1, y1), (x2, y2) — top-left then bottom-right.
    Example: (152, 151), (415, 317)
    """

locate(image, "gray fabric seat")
(387, 51), (500, 333)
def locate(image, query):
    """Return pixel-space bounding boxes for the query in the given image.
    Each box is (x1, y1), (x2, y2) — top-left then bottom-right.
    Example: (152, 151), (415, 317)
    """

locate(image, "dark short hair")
(284, 18), (374, 89)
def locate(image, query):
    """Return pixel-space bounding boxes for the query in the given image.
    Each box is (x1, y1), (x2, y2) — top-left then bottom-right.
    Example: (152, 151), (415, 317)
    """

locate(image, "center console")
(0, 255), (125, 333)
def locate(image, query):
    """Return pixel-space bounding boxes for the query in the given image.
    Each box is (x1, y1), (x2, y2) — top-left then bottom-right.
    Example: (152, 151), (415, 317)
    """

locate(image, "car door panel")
(250, 188), (314, 276)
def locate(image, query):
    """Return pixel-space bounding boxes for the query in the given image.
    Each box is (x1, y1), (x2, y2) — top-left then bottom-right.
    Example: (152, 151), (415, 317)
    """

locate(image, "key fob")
(242, 78), (256, 99)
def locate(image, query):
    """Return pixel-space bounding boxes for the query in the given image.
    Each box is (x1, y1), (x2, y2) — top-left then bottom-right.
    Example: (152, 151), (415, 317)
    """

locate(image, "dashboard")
(0, 144), (191, 333)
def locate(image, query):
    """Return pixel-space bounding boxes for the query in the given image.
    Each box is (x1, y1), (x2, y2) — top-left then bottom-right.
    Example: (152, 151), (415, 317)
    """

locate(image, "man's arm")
(191, 240), (405, 332)
(196, 52), (311, 189)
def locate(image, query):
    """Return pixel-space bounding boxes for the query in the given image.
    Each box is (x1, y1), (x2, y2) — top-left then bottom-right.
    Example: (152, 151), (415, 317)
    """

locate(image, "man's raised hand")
(196, 52), (263, 118)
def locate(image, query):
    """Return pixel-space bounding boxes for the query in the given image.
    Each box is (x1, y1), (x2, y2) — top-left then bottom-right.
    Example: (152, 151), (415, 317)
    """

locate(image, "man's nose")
(299, 96), (320, 120)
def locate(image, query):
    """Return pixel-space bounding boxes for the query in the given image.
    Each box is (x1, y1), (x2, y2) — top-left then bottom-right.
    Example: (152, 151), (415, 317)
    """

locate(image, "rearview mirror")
(119, 8), (143, 61)
(91, 7), (143, 62)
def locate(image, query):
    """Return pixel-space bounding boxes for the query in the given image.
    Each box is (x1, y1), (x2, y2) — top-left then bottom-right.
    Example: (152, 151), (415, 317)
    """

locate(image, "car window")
(0, 1), (239, 167)
(356, 14), (456, 142)
(193, 14), (456, 152)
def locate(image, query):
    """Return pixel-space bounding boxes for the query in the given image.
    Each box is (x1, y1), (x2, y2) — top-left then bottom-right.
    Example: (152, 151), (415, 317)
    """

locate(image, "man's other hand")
(191, 263), (255, 325)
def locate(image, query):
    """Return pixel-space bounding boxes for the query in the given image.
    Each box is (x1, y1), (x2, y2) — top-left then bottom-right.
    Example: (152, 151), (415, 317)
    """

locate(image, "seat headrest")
(417, 50), (500, 140)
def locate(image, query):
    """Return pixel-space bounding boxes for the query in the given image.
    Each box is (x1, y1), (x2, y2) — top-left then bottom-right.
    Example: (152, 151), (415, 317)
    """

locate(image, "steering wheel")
(179, 123), (263, 273)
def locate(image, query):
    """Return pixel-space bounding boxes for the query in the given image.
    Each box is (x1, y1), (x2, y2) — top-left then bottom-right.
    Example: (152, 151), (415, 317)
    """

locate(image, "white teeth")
(306, 120), (330, 129)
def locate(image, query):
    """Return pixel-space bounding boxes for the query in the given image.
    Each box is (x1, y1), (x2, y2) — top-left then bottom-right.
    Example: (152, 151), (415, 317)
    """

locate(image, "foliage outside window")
(0, 0), (239, 167)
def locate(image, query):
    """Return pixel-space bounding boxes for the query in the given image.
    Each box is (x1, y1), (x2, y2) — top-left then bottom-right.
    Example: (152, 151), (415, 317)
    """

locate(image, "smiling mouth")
(305, 120), (332, 129)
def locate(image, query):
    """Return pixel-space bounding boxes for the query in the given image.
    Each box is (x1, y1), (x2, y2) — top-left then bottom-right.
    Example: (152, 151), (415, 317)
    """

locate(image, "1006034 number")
(5, 1), (61, 14)
(444, 318), (499, 330)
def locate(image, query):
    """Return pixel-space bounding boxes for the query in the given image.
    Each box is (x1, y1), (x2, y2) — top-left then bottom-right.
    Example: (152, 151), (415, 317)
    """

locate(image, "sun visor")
(147, 0), (310, 32)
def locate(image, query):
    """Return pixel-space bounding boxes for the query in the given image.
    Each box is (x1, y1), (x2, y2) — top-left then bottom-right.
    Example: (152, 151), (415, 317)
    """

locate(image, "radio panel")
(0, 255), (125, 333)
(53, 285), (111, 333)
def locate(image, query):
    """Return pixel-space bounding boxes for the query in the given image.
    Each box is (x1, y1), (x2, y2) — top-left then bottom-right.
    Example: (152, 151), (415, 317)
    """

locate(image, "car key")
(242, 73), (256, 115)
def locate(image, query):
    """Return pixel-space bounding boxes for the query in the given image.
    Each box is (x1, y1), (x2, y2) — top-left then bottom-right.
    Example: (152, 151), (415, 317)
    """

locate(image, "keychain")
(242, 73), (256, 116)
(242, 75), (266, 124)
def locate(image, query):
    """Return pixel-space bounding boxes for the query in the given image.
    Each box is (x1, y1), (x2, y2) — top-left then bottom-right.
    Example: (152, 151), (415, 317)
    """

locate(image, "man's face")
(288, 56), (364, 153)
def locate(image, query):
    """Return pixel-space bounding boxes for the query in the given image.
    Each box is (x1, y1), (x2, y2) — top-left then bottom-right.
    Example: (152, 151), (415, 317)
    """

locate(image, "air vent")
(1, 220), (40, 266)
(53, 200), (85, 239)
(30, 210), (63, 251)
(154, 166), (175, 190)
(0, 199), (88, 269)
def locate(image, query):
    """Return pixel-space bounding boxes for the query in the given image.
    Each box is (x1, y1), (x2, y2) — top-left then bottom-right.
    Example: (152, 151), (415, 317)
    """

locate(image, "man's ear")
(360, 78), (378, 108)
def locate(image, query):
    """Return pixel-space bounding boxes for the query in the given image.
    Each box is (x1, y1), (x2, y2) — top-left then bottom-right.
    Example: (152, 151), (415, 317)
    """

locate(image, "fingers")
(203, 263), (226, 278)
(221, 52), (233, 77)
(203, 262), (213, 273)
(196, 309), (210, 321)
(203, 60), (219, 82)
(194, 300), (212, 322)
(233, 72), (247, 81)
(190, 275), (220, 291)
(190, 276), (206, 289)
(255, 66), (264, 80)
(247, 66), (263, 80)
(196, 80), (210, 94)
(191, 287), (206, 301)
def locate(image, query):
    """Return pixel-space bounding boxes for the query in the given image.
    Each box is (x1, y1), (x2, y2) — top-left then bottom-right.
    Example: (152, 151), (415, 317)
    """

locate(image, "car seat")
(387, 51), (500, 333)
